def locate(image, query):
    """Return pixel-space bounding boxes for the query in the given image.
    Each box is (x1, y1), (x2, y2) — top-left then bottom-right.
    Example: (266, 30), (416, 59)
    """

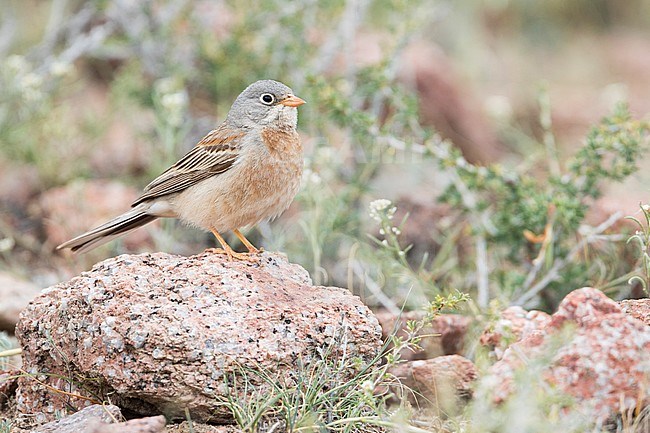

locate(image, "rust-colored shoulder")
(196, 127), (244, 150)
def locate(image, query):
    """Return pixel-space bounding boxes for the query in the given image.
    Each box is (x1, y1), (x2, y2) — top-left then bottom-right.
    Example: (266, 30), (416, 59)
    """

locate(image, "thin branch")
(352, 261), (400, 315)
(311, 0), (371, 75)
(0, 3), (17, 57)
(514, 211), (623, 306)
(0, 348), (22, 357)
(475, 233), (489, 308)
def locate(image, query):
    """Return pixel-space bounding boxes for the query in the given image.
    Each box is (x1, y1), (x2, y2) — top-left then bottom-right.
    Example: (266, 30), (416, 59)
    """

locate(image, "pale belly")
(171, 150), (303, 233)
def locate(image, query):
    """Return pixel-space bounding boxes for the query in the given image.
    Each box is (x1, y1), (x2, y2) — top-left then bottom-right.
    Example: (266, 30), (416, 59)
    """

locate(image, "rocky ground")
(0, 251), (648, 432)
(2, 5), (650, 430)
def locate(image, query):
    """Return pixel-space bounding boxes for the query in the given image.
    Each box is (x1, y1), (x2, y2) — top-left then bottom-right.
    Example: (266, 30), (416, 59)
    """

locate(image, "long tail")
(56, 208), (158, 254)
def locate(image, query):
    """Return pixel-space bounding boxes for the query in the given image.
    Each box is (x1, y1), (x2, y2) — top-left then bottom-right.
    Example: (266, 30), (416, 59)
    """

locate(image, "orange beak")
(280, 94), (306, 107)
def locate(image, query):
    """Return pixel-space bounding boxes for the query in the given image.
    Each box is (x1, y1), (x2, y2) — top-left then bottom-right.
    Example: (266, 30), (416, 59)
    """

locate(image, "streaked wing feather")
(132, 126), (244, 206)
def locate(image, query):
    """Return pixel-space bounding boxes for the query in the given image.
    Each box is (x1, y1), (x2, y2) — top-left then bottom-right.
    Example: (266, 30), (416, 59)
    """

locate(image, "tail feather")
(56, 209), (158, 254)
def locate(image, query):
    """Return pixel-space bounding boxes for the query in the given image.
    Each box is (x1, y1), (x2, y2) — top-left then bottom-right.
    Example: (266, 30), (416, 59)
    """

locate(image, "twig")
(514, 212), (623, 306)
(21, 369), (101, 404)
(352, 261), (400, 315)
(0, 348), (22, 357)
(311, 0), (370, 75)
(41, 0), (70, 56)
(0, 3), (17, 57)
(475, 233), (489, 308)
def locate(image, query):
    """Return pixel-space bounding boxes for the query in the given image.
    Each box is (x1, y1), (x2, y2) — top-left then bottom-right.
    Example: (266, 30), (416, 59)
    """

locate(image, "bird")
(56, 79), (306, 261)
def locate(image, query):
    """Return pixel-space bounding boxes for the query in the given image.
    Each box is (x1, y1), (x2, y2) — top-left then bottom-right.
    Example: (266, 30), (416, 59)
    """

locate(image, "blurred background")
(1, 0), (650, 318)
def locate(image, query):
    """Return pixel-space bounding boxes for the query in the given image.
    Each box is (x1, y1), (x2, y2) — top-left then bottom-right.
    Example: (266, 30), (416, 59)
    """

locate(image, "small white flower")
(20, 72), (43, 89)
(484, 95), (513, 120)
(161, 92), (187, 112)
(392, 227), (401, 235)
(302, 168), (322, 185)
(309, 172), (321, 185)
(369, 199), (392, 222)
(0, 237), (14, 252)
(316, 146), (334, 162)
(642, 204), (650, 212)
(381, 239), (388, 246)
(50, 61), (73, 77)
(161, 91), (188, 127)
(379, 228), (385, 235)
(20, 73), (44, 102)
(155, 77), (177, 95)
(370, 199), (391, 212)
(360, 380), (374, 395)
(6, 55), (28, 74)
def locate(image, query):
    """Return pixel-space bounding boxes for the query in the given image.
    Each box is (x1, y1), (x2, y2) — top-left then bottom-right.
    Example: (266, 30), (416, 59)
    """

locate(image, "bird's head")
(227, 79), (306, 130)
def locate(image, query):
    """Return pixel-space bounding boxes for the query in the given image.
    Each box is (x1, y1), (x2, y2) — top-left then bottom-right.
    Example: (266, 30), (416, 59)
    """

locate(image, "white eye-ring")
(260, 93), (275, 105)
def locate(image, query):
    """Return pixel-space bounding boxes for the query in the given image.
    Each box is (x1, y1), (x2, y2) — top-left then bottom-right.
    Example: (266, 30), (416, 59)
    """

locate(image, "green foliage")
(626, 204), (650, 294)
(0, 55), (91, 183)
(0, 332), (13, 371)
(433, 104), (650, 308)
(0, 419), (11, 433)
(2, 1), (650, 431)
(217, 292), (468, 433)
(468, 328), (589, 433)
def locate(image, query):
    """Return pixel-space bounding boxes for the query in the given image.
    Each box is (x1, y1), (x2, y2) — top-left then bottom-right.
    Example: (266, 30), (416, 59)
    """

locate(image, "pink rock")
(619, 298), (650, 326)
(32, 404), (122, 433)
(486, 288), (650, 423)
(15, 252), (382, 423)
(88, 415), (166, 433)
(480, 306), (551, 359)
(375, 310), (470, 360)
(549, 287), (621, 329)
(0, 370), (18, 409)
(389, 355), (477, 412)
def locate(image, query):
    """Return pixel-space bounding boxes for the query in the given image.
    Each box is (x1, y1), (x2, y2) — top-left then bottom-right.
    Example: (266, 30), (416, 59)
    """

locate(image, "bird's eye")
(260, 93), (275, 105)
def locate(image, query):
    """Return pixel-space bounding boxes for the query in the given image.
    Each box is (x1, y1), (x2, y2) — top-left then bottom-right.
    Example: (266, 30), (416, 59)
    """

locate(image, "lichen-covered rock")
(0, 370), (18, 409)
(620, 298), (650, 326)
(32, 404), (122, 433)
(89, 415), (166, 433)
(485, 288), (650, 424)
(389, 355), (477, 413)
(548, 286), (621, 328)
(479, 306), (551, 359)
(15, 251), (382, 423)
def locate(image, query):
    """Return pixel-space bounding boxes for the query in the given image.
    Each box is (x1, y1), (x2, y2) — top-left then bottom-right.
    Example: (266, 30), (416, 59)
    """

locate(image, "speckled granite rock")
(32, 404), (123, 433)
(485, 288), (650, 424)
(479, 306), (551, 359)
(15, 251), (382, 423)
(389, 355), (477, 413)
(89, 415), (166, 433)
(619, 298), (650, 326)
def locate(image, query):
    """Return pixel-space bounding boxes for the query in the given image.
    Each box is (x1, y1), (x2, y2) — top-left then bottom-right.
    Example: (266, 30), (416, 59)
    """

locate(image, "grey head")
(226, 79), (305, 130)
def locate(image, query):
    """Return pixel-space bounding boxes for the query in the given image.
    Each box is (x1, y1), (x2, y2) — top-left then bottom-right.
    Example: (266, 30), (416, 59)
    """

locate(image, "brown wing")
(132, 125), (244, 207)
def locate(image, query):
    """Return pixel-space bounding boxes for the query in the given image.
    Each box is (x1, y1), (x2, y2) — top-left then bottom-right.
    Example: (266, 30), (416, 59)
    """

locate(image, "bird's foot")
(246, 246), (264, 254)
(207, 247), (259, 262)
